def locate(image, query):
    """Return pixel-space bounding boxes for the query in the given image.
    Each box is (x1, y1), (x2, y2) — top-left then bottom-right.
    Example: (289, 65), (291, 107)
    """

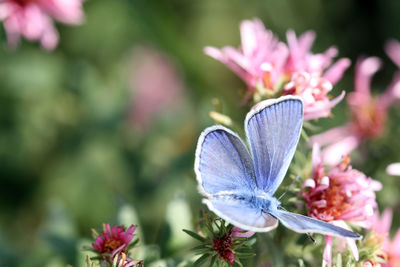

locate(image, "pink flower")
(0, 0), (84, 50)
(92, 224), (137, 260)
(370, 209), (400, 267)
(386, 163), (400, 176)
(204, 18), (288, 91)
(311, 56), (400, 165)
(231, 226), (255, 238)
(283, 30), (349, 120)
(302, 145), (381, 266)
(204, 18), (349, 120)
(128, 47), (185, 130)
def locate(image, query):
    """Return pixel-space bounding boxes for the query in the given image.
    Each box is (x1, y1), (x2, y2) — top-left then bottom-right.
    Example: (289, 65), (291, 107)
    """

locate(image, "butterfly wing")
(269, 209), (361, 239)
(204, 198), (278, 232)
(195, 125), (256, 196)
(245, 96), (303, 195)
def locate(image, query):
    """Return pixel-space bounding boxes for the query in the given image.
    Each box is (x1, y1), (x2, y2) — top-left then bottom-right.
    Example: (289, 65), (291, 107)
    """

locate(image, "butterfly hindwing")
(269, 209), (361, 239)
(195, 125), (256, 196)
(245, 96), (303, 195)
(204, 198), (278, 232)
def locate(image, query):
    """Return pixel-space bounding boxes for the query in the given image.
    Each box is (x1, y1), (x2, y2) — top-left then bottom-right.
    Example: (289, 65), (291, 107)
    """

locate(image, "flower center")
(213, 232), (235, 265)
(310, 177), (350, 221)
(104, 239), (124, 253)
(351, 97), (387, 139)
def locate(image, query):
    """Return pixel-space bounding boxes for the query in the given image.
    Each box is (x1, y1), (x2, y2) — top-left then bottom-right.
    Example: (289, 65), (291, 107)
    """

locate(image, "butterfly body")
(210, 189), (280, 214)
(195, 96), (361, 239)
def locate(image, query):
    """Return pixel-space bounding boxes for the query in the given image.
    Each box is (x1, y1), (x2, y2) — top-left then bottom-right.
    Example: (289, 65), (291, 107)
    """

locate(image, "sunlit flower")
(0, 0), (84, 50)
(386, 163), (400, 176)
(302, 144), (382, 266)
(92, 224), (137, 261)
(204, 18), (348, 120)
(204, 18), (288, 91)
(310, 56), (400, 165)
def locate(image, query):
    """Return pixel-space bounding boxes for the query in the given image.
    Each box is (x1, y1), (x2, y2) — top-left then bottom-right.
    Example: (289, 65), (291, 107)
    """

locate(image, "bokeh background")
(1, 0), (400, 266)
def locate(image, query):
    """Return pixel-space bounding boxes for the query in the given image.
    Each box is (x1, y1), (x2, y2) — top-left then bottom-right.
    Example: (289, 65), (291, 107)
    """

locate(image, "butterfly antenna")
(278, 173), (300, 201)
(307, 233), (316, 244)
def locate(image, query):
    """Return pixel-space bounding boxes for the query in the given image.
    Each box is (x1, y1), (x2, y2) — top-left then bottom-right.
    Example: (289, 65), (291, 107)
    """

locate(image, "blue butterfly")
(194, 96), (361, 239)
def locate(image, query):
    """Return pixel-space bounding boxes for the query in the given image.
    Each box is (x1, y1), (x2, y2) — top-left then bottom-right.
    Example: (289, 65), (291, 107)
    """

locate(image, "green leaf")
(193, 254), (210, 267)
(235, 252), (255, 258)
(127, 238), (140, 250)
(336, 253), (342, 267)
(301, 129), (309, 142)
(210, 255), (217, 266)
(182, 229), (206, 242)
(234, 258), (243, 267)
(192, 244), (209, 251)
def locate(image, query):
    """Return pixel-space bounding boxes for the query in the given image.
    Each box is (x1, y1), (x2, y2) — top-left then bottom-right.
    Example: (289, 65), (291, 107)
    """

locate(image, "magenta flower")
(0, 0), (84, 50)
(213, 229), (236, 265)
(310, 56), (400, 165)
(204, 18), (349, 120)
(302, 145), (381, 266)
(92, 224), (137, 261)
(386, 163), (400, 176)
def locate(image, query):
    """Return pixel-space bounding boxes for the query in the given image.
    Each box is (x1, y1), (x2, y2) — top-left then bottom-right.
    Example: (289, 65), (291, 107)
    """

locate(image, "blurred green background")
(1, 0), (400, 266)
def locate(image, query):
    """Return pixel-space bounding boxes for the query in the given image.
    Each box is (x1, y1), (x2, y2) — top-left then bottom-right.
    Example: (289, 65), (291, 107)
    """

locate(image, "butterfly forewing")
(245, 96), (303, 195)
(195, 125), (256, 196)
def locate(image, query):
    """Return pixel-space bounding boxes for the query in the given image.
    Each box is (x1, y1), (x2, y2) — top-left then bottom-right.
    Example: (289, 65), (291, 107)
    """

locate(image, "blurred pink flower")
(370, 209), (400, 267)
(303, 145), (381, 266)
(0, 0), (84, 50)
(92, 224), (137, 260)
(204, 18), (349, 120)
(128, 47), (185, 130)
(385, 39), (400, 69)
(311, 56), (400, 165)
(386, 163), (400, 176)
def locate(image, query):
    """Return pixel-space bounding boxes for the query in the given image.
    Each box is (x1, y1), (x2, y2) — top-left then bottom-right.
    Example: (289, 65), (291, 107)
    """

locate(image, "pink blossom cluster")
(0, 0), (84, 50)
(311, 41), (400, 165)
(303, 145), (382, 266)
(204, 18), (349, 120)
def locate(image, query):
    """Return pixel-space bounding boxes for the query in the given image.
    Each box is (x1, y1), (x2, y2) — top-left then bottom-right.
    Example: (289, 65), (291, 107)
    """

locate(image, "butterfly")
(194, 95), (361, 239)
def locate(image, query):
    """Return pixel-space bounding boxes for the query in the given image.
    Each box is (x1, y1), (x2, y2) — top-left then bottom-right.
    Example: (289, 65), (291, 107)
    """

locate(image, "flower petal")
(386, 163), (400, 176)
